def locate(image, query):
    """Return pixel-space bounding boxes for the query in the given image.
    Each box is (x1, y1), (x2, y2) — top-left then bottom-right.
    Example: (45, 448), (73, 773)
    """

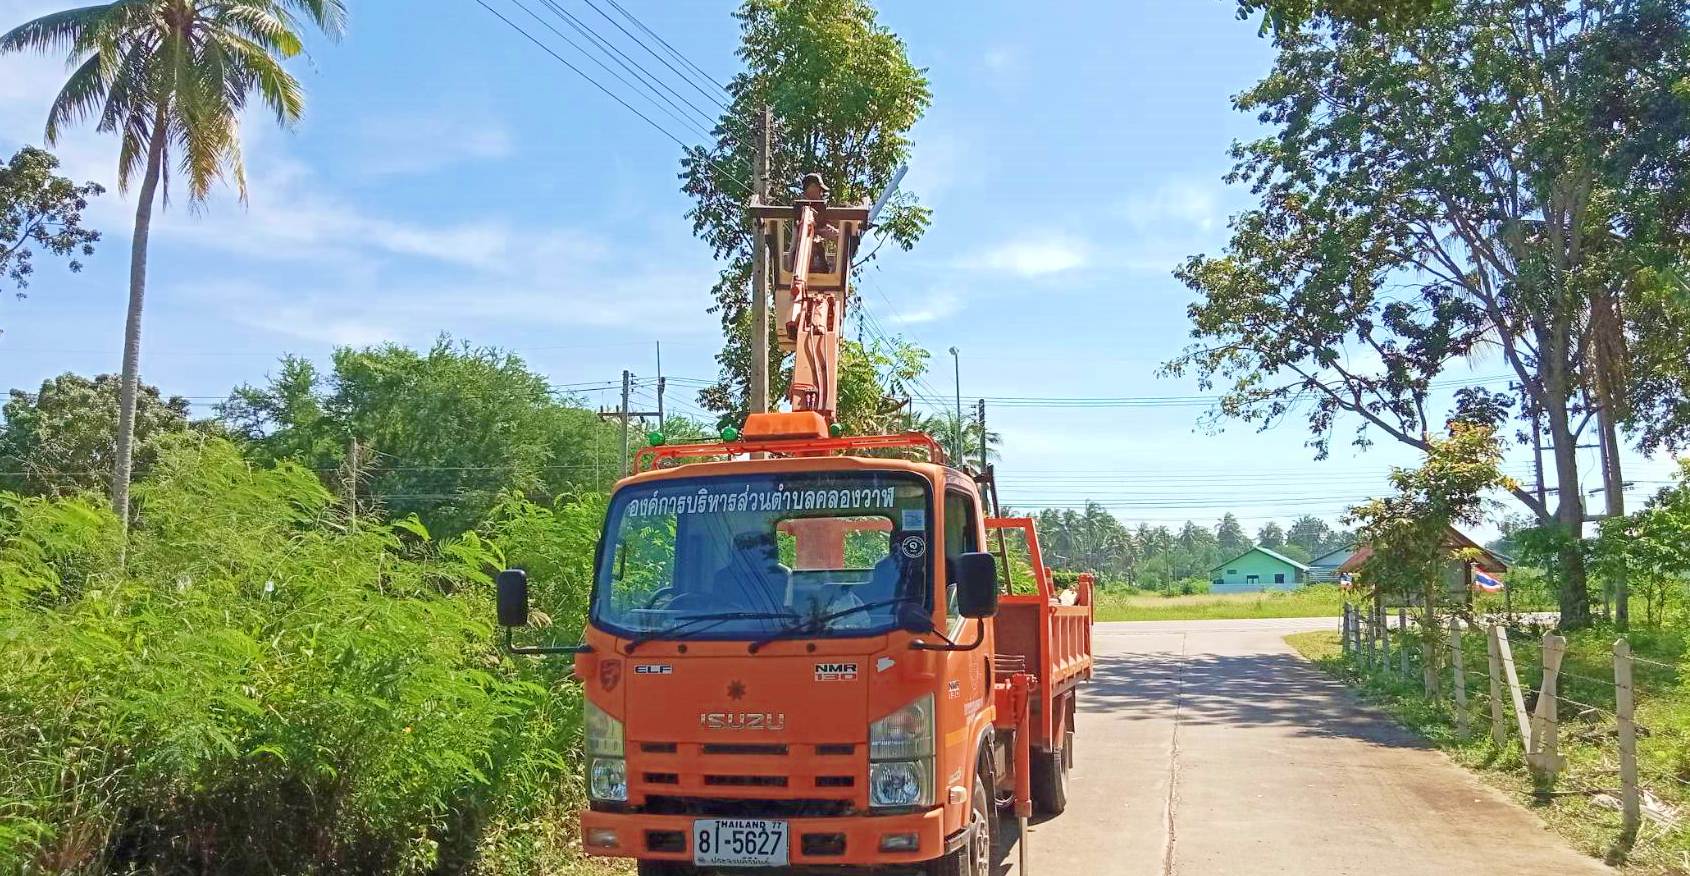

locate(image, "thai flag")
(1474, 570), (1505, 592)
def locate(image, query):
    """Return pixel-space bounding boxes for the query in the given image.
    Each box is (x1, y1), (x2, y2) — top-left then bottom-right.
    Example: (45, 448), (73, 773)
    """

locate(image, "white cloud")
(981, 46), (1023, 76)
(976, 233), (1090, 277)
(1118, 180), (1222, 233)
(885, 290), (961, 326)
(352, 109), (514, 177)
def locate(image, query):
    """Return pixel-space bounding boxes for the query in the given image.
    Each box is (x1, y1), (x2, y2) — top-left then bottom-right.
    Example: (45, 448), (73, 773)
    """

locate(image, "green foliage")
(0, 437), (597, 873)
(219, 339), (623, 537)
(0, 145), (100, 301)
(1094, 584), (1344, 622)
(0, 372), (191, 497)
(1215, 512), (1251, 556)
(1169, 0), (1690, 626)
(1593, 460), (1690, 627)
(1345, 422), (1509, 615)
(1, 0), (346, 202)
(1236, 0), (1450, 34)
(682, 0), (931, 418)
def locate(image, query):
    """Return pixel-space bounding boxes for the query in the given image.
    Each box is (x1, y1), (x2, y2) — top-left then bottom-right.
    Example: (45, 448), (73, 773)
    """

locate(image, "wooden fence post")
(1528, 634), (1568, 782)
(1496, 626), (1533, 751)
(1486, 625), (1507, 748)
(1450, 616), (1468, 739)
(1378, 604), (1390, 669)
(1363, 608), (1375, 669)
(1342, 604), (1353, 658)
(1615, 638), (1640, 839)
(1398, 608), (1409, 677)
(1422, 617), (1439, 698)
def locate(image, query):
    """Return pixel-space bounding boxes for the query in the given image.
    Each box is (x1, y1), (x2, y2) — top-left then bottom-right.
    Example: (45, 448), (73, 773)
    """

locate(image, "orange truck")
(495, 177), (1093, 874)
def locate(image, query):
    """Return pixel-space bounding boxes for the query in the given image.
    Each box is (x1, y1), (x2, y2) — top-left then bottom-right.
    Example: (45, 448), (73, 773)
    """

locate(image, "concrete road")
(994, 617), (1608, 876)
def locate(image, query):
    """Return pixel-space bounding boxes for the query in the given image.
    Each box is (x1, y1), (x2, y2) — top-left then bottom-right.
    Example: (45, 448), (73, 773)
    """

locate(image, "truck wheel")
(930, 774), (992, 876)
(1031, 729), (1073, 816)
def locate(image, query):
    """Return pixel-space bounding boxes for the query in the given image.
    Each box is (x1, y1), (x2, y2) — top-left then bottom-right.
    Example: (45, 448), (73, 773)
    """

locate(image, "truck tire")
(929, 774), (992, 876)
(1031, 728), (1073, 816)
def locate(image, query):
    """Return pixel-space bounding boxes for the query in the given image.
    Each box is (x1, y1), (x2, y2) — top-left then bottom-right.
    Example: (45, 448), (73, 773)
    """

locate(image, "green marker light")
(721, 426), (741, 442)
(646, 431), (666, 446)
(829, 422), (844, 437)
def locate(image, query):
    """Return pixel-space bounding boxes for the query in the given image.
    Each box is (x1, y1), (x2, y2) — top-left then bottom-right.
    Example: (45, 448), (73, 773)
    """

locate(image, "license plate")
(693, 818), (789, 867)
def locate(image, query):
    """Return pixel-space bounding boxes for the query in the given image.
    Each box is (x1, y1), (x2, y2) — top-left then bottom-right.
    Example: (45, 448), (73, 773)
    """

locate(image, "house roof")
(1308, 545), (1358, 568)
(1335, 526), (1509, 574)
(1208, 545), (1311, 575)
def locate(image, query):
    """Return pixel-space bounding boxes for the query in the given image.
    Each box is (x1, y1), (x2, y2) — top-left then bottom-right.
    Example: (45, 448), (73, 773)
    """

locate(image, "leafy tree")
(0, 146), (100, 316)
(1256, 520), (1286, 551)
(0, 372), (189, 497)
(219, 340), (621, 536)
(1167, 1), (1690, 627)
(1287, 514), (1337, 556)
(681, 0), (931, 421)
(1237, 0), (1449, 34)
(1346, 422), (1509, 687)
(1592, 460), (1690, 626)
(833, 335), (931, 437)
(2, 0), (348, 531)
(1215, 512), (1251, 557)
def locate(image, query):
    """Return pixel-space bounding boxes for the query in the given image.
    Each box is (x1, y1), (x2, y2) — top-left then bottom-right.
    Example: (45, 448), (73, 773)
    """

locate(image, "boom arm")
(785, 205), (841, 419)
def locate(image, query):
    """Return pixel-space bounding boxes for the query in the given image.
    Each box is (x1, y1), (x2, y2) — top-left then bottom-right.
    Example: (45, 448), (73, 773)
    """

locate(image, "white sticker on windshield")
(902, 509), (926, 530)
(899, 535), (927, 559)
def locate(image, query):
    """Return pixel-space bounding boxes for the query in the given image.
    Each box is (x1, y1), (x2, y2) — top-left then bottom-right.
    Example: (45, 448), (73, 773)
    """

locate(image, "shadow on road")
(1080, 650), (1426, 749)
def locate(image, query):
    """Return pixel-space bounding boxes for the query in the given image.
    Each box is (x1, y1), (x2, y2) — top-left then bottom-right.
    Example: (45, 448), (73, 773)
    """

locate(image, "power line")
(602, 0), (732, 99)
(469, 0), (753, 197)
(532, 0), (722, 135)
(581, 0), (733, 111)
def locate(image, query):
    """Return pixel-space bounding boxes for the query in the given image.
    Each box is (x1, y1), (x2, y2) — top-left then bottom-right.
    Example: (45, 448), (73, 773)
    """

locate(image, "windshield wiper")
(745, 597), (914, 653)
(625, 611), (796, 653)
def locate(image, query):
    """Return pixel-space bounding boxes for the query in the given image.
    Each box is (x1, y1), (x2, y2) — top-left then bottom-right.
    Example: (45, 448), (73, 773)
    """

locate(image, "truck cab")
(498, 431), (1092, 875)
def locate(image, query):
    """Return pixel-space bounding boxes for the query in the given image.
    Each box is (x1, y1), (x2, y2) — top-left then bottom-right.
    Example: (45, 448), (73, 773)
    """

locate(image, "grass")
(1286, 624), (1690, 875)
(1093, 584), (1346, 622)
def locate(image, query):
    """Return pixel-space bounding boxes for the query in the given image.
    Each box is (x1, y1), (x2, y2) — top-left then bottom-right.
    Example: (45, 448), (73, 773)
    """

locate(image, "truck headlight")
(585, 700), (626, 801)
(869, 695), (934, 808)
(589, 757), (627, 801)
(870, 760), (931, 808)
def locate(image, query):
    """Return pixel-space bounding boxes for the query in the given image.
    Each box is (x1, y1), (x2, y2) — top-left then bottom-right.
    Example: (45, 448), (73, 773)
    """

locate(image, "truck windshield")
(591, 470), (933, 641)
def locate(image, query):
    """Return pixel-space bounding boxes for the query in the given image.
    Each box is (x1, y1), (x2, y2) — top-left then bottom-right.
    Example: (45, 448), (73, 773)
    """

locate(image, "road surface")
(995, 617), (1607, 876)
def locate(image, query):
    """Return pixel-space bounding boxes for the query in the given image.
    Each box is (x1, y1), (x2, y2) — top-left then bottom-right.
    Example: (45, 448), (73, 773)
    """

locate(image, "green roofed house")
(1209, 546), (1310, 594)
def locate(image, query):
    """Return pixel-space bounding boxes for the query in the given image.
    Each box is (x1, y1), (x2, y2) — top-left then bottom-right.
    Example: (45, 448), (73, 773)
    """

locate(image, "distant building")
(1336, 526), (1510, 604)
(1306, 544), (1358, 583)
(1208, 547), (1310, 593)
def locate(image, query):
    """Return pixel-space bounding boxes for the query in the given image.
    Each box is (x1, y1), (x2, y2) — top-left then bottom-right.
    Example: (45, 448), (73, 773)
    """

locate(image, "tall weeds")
(0, 437), (596, 873)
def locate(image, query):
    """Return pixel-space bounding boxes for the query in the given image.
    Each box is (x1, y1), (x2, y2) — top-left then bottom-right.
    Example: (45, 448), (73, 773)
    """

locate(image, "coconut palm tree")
(1, 0), (346, 531)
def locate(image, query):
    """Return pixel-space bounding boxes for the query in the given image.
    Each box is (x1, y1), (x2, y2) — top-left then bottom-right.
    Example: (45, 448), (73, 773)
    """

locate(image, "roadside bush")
(0, 437), (594, 874)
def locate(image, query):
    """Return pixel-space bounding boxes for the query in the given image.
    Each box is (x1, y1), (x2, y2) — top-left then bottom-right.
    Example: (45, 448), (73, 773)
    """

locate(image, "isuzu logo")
(700, 712), (788, 731)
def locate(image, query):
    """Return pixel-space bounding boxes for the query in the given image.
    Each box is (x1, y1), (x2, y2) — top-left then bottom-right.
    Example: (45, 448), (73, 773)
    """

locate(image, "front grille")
(815, 743), (856, 756)
(815, 776), (855, 788)
(645, 830), (686, 853)
(801, 833), (847, 857)
(702, 743), (789, 756)
(643, 796), (856, 818)
(640, 742), (678, 754)
(643, 772), (679, 785)
(704, 774), (789, 788)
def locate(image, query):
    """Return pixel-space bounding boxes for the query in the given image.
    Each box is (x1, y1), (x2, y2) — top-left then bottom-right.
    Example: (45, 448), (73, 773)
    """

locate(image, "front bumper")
(580, 805), (949, 867)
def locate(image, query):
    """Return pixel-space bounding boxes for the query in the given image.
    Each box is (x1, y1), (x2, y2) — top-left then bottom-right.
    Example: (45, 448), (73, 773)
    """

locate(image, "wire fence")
(1340, 602), (1687, 860)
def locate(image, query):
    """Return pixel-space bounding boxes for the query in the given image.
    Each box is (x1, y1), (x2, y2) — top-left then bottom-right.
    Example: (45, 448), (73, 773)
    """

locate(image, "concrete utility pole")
(344, 436), (359, 525)
(949, 347), (962, 463)
(1597, 396), (1629, 627)
(750, 105), (772, 415)
(600, 370), (663, 476)
(976, 398), (988, 471)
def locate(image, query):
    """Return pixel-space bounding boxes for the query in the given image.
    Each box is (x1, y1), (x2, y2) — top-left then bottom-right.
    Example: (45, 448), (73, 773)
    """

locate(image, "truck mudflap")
(580, 805), (948, 867)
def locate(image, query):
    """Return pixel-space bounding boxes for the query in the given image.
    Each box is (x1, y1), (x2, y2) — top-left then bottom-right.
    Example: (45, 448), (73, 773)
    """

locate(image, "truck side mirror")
(497, 569), (529, 627)
(954, 552), (999, 619)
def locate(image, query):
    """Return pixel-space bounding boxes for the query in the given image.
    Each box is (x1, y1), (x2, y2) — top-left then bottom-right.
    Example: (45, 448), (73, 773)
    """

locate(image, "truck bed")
(986, 517), (1094, 751)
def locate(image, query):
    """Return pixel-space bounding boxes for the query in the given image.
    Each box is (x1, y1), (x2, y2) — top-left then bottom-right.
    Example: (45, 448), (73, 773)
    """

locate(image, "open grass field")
(1092, 584), (1347, 622)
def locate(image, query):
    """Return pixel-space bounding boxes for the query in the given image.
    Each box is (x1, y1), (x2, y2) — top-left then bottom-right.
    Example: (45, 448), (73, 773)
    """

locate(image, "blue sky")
(0, 0), (1679, 538)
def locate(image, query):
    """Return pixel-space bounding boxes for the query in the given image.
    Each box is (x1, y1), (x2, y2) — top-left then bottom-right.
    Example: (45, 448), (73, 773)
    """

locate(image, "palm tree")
(1, 0), (346, 531)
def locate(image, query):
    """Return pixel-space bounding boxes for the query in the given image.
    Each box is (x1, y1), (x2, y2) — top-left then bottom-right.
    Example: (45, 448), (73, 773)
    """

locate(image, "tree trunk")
(1597, 389), (1628, 628)
(1542, 391), (1592, 629)
(111, 108), (168, 536)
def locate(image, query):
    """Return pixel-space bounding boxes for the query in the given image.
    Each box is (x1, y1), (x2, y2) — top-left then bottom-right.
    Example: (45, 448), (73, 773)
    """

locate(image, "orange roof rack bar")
(634, 431), (948, 473)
